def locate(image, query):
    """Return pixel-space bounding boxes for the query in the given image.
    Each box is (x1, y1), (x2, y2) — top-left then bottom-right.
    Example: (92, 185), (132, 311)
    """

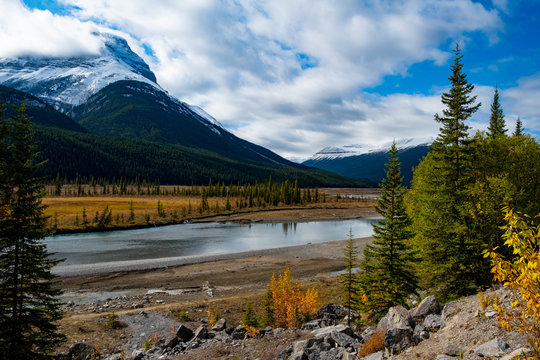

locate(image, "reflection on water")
(45, 219), (375, 266)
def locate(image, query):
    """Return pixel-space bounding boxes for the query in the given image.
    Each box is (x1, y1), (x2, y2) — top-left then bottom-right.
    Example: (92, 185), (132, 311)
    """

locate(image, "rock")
(329, 330), (358, 348)
(212, 318), (227, 331)
(163, 334), (179, 349)
(175, 324), (194, 342)
(302, 319), (322, 330)
(360, 351), (384, 360)
(131, 350), (145, 360)
(289, 338), (323, 360)
(435, 355), (458, 360)
(410, 295), (441, 323)
(474, 338), (509, 357)
(342, 351), (358, 360)
(500, 347), (531, 360)
(192, 325), (208, 340)
(377, 306), (413, 331)
(317, 303), (346, 325)
(423, 314), (442, 330)
(443, 343), (463, 357)
(384, 327), (412, 355)
(361, 326), (376, 342)
(412, 324), (429, 344)
(312, 324), (357, 339)
(231, 330), (245, 340)
(440, 300), (460, 329)
(66, 343), (100, 360)
(67, 300), (75, 307)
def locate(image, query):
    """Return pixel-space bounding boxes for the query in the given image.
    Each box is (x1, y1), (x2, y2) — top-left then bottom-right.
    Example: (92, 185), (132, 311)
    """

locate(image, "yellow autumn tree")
(267, 266), (319, 328)
(485, 207), (540, 358)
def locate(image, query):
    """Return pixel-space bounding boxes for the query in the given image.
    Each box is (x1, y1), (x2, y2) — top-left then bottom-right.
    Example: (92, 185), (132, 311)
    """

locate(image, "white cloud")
(3, 0), (510, 158)
(0, 1), (102, 58)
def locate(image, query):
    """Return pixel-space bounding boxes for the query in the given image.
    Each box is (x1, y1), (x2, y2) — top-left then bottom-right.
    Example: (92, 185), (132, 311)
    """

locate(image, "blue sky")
(3, 0), (540, 159)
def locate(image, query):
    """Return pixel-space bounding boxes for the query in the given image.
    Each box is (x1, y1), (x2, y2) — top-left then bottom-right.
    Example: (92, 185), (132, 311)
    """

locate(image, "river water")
(45, 219), (376, 266)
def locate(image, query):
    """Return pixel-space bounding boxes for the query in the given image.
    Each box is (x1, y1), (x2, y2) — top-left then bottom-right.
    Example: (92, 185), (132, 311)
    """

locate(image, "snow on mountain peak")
(310, 137), (433, 160)
(0, 32), (159, 111)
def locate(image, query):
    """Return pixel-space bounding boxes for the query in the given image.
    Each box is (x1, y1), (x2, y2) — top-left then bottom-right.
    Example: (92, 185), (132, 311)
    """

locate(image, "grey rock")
(384, 327), (412, 355)
(175, 323), (194, 342)
(312, 324), (357, 339)
(360, 351), (384, 360)
(474, 338), (509, 357)
(329, 330), (358, 348)
(423, 314), (442, 330)
(501, 347), (531, 360)
(163, 334), (179, 349)
(377, 306), (413, 331)
(212, 318), (227, 331)
(444, 343), (463, 357)
(410, 295), (441, 323)
(302, 319), (323, 330)
(231, 330), (245, 340)
(342, 351), (358, 360)
(440, 300), (460, 329)
(192, 325), (208, 340)
(66, 343), (100, 360)
(361, 326), (376, 342)
(412, 324), (429, 344)
(435, 355), (458, 360)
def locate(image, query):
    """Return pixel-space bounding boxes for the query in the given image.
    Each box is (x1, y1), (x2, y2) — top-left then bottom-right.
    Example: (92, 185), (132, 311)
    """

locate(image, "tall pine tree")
(407, 43), (486, 301)
(0, 102), (65, 359)
(357, 142), (417, 323)
(340, 228), (359, 326)
(514, 116), (523, 136)
(487, 87), (506, 138)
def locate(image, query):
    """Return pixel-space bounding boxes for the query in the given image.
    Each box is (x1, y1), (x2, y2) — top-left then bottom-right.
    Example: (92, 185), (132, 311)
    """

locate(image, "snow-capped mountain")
(309, 137), (433, 161)
(0, 32), (158, 112)
(303, 138), (433, 185)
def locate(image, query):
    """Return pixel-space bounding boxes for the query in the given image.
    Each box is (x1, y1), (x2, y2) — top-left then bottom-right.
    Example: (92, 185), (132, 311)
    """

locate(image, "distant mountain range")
(0, 33), (371, 187)
(303, 138), (432, 185)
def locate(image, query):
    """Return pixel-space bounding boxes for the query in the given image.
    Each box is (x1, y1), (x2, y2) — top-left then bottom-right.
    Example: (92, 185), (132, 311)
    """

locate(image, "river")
(45, 219), (376, 269)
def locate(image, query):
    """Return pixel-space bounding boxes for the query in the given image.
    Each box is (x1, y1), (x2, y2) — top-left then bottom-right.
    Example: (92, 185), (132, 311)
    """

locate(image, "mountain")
(0, 32), (308, 169)
(303, 138), (432, 185)
(0, 32), (157, 112)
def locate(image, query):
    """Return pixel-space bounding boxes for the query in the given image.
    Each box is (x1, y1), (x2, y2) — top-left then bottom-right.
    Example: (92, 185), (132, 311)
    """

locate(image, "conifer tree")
(514, 116), (523, 136)
(487, 87), (506, 138)
(357, 142), (417, 323)
(340, 228), (359, 326)
(0, 103), (65, 359)
(407, 43), (485, 301)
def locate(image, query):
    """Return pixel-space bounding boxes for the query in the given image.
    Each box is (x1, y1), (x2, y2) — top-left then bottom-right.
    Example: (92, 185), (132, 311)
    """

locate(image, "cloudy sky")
(2, 0), (540, 160)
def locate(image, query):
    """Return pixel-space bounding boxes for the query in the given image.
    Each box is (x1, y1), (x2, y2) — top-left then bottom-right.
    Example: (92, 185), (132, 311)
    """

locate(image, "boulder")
(175, 324), (194, 342)
(423, 314), (442, 331)
(212, 318), (227, 331)
(440, 300), (460, 329)
(163, 334), (179, 349)
(384, 327), (412, 355)
(435, 355), (459, 360)
(501, 347), (532, 360)
(66, 343), (99, 360)
(359, 350), (384, 360)
(361, 326), (376, 343)
(377, 306), (414, 331)
(443, 343), (463, 357)
(328, 330), (358, 348)
(412, 324), (429, 344)
(410, 295), (441, 323)
(302, 319), (323, 330)
(474, 338), (509, 358)
(192, 325), (208, 340)
(312, 324), (357, 339)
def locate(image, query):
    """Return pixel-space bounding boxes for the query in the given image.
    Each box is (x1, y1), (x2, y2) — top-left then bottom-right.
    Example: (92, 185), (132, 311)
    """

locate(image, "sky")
(1, 0), (540, 160)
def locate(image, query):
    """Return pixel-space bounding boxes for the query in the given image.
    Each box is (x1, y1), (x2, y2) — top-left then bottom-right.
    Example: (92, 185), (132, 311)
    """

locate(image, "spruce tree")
(407, 43), (486, 301)
(357, 142), (417, 323)
(514, 116), (523, 136)
(0, 103), (65, 359)
(340, 228), (359, 326)
(487, 87), (506, 138)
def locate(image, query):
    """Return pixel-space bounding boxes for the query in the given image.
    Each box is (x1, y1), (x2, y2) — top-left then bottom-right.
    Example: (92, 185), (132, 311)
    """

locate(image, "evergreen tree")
(340, 228), (359, 326)
(0, 103), (65, 359)
(514, 116), (523, 136)
(407, 43), (485, 301)
(487, 87), (506, 138)
(357, 142), (417, 323)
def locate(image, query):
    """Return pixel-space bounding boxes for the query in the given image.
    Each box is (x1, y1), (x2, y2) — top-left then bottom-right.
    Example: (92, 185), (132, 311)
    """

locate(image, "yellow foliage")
(268, 266), (319, 328)
(241, 321), (261, 338)
(357, 328), (386, 358)
(484, 207), (540, 358)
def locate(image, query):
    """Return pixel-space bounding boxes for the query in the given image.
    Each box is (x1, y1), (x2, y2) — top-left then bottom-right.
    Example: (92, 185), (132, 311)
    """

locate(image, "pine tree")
(407, 43), (485, 301)
(487, 87), (506, 138)
(514, 116), (523, 136)
(357, 142), (417, 323)
(340, 228), (359, 326)
(0, 102), (65, 359)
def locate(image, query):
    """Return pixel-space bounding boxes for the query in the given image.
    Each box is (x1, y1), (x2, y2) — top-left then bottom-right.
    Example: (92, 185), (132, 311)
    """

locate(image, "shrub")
(242, 301), (259, 327)
(484, 207), (540, 358)
(105, 313), (123, 329)
(357, 328), (386, 357)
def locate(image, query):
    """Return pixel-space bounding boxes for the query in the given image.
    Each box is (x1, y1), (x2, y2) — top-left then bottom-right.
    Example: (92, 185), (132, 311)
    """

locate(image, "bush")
(242, 301), (259, 328)
(485, 207), (540, 357)
(357, 328), (386, 357)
